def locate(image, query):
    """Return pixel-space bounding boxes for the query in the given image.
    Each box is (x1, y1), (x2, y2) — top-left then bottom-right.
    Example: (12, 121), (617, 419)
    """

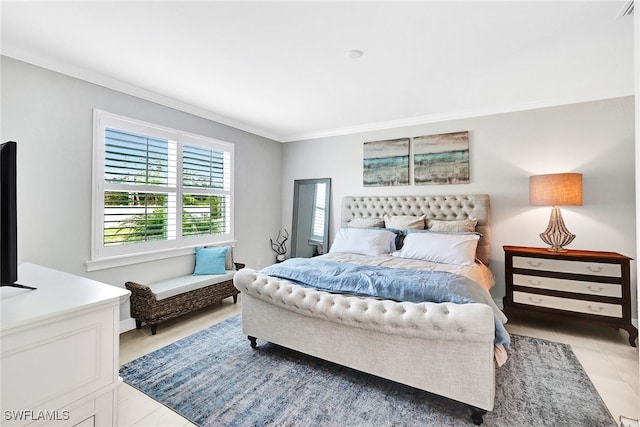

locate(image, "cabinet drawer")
(512, 274), (622, 297)
(512, 256), (621, 277)
(1, 307), (117, 414)
(513, 291), (622, 318)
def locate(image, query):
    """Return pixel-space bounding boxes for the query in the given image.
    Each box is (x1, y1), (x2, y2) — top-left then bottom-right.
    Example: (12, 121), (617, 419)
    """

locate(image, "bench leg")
(233, 294), (238, 304)
(135, 320), (142, 330)
(150, 324), (158, 335)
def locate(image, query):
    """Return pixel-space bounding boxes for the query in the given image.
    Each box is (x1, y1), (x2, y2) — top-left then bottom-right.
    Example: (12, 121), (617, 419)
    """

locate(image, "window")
(89, 110), (234, 270)
(309, 181), (327, 245)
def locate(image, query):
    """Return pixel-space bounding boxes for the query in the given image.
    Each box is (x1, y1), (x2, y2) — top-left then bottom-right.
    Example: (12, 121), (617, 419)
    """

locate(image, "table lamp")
(529, 173), (583, 252)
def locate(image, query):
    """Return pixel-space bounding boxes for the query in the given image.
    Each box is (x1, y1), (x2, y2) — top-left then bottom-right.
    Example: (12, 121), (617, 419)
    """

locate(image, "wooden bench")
(125, 262), (244, 335)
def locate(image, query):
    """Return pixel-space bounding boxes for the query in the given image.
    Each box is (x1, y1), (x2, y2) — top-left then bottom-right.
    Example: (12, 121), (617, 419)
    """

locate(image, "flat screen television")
(1, 141), (18, 286)
(1, 141), (34, 289)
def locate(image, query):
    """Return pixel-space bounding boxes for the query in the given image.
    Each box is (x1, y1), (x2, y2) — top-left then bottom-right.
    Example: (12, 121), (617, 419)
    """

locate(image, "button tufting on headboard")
(341, 195), (491, 265)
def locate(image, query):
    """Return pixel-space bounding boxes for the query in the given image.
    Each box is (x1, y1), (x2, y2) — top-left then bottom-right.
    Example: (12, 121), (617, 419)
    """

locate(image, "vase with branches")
(270, 229), (289, 262)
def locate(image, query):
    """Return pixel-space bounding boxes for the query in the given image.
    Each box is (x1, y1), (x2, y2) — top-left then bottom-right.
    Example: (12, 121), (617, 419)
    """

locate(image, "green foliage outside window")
(104, 192), (226, 245)
(104, 192), (168, 246)
(182, 194), (226, 237)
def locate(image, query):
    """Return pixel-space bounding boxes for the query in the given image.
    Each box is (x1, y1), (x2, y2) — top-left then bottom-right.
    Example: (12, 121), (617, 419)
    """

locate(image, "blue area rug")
(120, 315), (616, 426)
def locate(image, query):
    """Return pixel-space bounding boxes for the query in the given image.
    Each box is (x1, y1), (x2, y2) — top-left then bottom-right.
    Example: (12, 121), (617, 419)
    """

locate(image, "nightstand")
(503, 245), (638, 347)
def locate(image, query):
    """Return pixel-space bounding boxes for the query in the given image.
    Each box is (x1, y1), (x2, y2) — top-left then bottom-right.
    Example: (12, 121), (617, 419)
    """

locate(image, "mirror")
(291, 178), (331, 258)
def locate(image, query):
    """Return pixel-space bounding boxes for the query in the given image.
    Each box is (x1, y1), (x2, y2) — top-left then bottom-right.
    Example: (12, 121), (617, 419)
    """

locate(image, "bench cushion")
(149, 271), (235, 300)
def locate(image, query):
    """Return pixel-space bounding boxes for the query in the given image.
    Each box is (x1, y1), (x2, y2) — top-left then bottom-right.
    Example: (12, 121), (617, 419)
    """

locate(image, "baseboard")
(120, 317), (137, 334)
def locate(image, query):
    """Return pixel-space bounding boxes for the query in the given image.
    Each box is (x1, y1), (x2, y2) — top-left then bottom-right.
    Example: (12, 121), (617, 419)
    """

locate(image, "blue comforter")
(261, 258), (510, 347)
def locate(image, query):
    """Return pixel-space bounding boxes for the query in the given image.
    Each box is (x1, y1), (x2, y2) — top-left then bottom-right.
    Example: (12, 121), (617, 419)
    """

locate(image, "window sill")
(85, 240), (237, 272)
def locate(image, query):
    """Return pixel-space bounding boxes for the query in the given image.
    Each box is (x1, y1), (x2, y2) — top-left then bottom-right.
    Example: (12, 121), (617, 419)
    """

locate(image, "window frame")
(87, 110), (234, 271)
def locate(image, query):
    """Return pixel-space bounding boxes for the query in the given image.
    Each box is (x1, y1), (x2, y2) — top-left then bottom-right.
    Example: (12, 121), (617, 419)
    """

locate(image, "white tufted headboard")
(341, 194), (491, 265)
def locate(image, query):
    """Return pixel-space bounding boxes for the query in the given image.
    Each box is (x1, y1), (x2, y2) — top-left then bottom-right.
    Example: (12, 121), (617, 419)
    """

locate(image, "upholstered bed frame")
(233, 194), (496, 425)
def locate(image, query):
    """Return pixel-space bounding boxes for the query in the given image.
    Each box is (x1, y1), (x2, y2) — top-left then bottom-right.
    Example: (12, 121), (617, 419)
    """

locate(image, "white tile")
(131, 406), (192, 427)
(589, 373), (640, 421)
(118, 384), (163, 427)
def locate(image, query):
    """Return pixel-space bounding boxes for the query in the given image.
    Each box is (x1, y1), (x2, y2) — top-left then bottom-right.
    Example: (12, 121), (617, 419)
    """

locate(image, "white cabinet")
(1, 263), (129, 426)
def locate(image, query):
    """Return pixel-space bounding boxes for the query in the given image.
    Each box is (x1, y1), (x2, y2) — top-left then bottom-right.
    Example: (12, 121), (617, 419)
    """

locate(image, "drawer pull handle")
(588, 305), (604, 313)
(527, 297), (543, 304)
(587, 286), (604, 293)
(527, 260), (543, 268)
(587, 265), (604, 273)
(527, 279), (543, 286)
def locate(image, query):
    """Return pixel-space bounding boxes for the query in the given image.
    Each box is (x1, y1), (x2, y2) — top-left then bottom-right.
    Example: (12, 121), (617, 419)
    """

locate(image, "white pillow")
(329, 228), (397, 256)
(383, 214), (425, 230)
(392, 232), (480, 266)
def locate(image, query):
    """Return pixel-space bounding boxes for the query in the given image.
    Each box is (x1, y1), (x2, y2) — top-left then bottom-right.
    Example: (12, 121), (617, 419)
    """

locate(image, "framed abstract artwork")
(363, 138), (409, 187)
(413, 131), (469, 185)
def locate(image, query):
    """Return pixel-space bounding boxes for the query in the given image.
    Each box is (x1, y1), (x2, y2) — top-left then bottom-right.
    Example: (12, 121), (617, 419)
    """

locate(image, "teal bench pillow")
(194, 246), (229, 275)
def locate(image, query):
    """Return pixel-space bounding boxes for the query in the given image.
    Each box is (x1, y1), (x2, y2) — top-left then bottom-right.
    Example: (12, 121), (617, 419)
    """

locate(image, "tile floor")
(118, 297), (639, 426)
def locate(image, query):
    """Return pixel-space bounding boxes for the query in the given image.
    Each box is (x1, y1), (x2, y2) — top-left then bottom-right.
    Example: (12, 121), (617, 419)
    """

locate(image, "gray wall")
(2, 55), (636, 322)
(1, 56), (283, 321)
(282, 96), (637, 315)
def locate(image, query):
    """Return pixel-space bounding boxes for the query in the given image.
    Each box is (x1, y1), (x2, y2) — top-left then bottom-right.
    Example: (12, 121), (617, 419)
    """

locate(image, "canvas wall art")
(363, 138), (409, 187)
(413, 131), (469, 185)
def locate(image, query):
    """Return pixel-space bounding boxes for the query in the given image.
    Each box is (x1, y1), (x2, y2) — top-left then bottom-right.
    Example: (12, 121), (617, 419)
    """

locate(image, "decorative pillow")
(225, 245), (234, 270)
(347, 217), (384, 228)
(194, 246), (228, 275)
(329, 228), (397, 256)
(405, 229), (483, 237)
(383, 214), (425, 230)
(392, 232), (480, 266)
(384, 228), (405, 250)
(206, 244), (234, 270)
(426, 218), (477, 233)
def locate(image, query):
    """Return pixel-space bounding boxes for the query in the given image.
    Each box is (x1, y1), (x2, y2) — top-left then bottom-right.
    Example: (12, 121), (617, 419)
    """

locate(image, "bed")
(233, 194), (508, 425)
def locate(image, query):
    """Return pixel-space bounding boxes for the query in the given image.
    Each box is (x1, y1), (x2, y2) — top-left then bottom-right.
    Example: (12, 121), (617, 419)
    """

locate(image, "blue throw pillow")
(193, 246), (228, 275)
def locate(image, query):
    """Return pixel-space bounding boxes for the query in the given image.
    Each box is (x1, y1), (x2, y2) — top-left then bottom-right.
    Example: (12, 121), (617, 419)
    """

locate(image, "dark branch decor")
(270, 229), (289, 262)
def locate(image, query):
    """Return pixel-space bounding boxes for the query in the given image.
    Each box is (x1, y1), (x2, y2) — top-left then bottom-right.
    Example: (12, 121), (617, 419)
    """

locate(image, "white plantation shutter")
(104, 129), (171, 186)
(90, 110), (234, 269)
(103, 128), (176, 246)
(310, 182), (327, 243)
(182, 143), (231, 237)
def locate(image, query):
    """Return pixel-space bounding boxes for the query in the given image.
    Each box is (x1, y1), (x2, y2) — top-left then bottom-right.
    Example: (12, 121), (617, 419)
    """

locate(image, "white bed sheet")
(318, 252), (495, 293)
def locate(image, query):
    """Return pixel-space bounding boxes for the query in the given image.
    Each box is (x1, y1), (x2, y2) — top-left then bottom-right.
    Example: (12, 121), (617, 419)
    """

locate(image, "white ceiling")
(1, 1), (635, 142)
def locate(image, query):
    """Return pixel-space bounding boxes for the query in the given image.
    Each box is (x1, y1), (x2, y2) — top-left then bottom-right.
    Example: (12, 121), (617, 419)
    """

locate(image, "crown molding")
(1, 48), (284, 143)
(281, 91), (635, 142)
(3, 48), (633, 145)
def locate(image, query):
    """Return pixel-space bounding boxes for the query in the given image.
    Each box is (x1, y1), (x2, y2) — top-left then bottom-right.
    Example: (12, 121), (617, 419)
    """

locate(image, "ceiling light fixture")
(347, 49), (364, 59)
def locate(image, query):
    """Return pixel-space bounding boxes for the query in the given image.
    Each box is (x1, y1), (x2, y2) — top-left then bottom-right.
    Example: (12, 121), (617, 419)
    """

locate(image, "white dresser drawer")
(512, 274), (622, 297)
(512, 256), (621, 277)
(513, 291), (622, 318)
